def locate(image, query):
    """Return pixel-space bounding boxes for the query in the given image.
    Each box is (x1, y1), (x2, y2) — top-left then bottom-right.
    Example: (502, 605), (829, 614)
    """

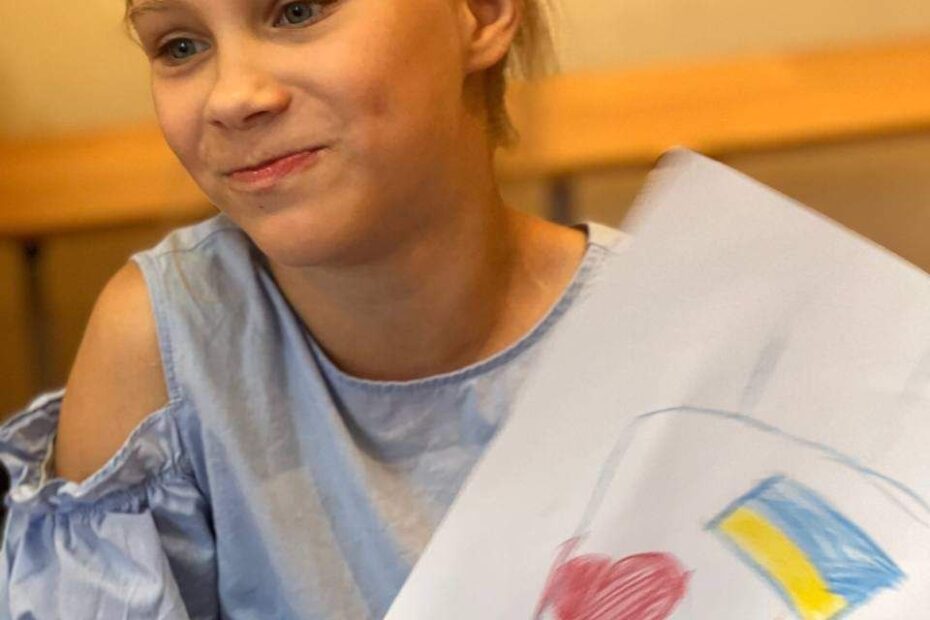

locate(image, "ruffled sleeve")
(0, 391), (217, 620)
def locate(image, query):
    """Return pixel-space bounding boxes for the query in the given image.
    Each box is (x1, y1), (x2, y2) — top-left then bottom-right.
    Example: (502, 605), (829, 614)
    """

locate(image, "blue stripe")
(742, 476), (904, 605)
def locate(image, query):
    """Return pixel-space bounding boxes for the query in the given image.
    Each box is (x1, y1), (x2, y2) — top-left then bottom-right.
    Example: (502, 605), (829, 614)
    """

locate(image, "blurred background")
(2, 0), (930, 416)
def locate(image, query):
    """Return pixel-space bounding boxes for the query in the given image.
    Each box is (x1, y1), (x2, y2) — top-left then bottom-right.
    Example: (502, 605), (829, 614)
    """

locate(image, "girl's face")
(130, 0), (497, 267)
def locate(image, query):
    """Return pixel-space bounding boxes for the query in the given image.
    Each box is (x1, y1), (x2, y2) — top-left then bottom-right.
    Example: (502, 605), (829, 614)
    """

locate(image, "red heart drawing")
(535, 539), (690, 620)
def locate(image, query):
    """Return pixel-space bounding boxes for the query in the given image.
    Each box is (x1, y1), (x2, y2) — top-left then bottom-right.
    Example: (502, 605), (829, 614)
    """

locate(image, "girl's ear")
(457, 0), (521, 75)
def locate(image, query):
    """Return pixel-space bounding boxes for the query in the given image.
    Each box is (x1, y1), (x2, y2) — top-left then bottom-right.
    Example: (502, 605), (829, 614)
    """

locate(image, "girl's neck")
(267, 202), (587, 382)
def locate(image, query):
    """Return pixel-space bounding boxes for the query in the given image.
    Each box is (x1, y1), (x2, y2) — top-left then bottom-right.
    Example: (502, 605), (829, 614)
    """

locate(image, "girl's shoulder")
(52, 261), (170, 483)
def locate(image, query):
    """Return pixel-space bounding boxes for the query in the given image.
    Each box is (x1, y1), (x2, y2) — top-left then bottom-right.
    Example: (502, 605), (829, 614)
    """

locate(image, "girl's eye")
(274, 2), (325, 27)
(157, 37), (210, 64)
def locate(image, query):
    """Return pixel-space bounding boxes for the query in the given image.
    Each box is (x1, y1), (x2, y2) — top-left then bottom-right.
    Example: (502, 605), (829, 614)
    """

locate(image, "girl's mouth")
(225, 147), (325, 191)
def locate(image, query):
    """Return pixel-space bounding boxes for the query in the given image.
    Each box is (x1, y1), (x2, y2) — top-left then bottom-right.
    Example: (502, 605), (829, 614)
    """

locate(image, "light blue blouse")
(0, 214), (625, 619)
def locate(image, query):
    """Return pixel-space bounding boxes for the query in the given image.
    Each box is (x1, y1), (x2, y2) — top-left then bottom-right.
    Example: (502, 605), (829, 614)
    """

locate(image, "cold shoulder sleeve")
(0, 391), (217, 620)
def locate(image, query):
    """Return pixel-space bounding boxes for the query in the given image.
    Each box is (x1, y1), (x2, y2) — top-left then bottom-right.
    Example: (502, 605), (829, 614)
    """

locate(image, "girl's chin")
(242, 214), (370, 269)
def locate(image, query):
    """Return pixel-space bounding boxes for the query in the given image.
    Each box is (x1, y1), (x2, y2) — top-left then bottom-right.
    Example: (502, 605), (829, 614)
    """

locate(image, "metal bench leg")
(21, 239), (51, 391)
(548, 176), (574, 225)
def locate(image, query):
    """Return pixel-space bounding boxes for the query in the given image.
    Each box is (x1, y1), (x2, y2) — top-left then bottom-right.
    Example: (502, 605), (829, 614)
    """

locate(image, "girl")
(0, 0), (625, 617)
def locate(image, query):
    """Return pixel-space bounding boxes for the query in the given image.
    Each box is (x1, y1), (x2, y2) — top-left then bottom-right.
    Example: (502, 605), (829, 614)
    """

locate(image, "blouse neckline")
(302, 221), (622, 392)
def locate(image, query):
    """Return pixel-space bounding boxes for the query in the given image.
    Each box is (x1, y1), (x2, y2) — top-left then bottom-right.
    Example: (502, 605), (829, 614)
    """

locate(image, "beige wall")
(3, 1), (930, 134)
(554, 0), (930, 71)
(0, 0), (152, 136)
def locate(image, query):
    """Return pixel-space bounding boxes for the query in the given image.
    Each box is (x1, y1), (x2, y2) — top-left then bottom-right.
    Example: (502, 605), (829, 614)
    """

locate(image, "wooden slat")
(0, 125), (212, 238)
(0, 240), (35, 416)
(496, 36), (930, 177)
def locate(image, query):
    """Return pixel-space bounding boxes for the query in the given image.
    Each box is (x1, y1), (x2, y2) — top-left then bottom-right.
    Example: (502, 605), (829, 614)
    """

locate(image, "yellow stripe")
(719, 507), (847, 620)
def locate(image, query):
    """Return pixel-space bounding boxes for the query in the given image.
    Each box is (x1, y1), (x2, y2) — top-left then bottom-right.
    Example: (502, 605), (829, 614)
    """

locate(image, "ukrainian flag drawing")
(708, 475), (904, 620)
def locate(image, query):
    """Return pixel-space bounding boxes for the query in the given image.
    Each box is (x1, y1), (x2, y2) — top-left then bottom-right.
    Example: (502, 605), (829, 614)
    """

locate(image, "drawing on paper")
(708, 475), (904, 620)
(533, 407), (929, 620)
(534, 536), (690, 620)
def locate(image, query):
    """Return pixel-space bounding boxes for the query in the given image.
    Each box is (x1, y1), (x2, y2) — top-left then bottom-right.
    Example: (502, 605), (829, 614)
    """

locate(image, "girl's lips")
(226, 147), (324, 190)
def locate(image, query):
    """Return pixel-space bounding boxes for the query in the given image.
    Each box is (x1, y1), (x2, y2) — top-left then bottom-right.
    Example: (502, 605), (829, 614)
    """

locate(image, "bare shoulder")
(54, 261), (169, 483)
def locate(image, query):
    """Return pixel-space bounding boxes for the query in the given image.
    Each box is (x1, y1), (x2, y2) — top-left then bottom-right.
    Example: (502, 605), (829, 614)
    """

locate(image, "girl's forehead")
(127, 0), (188, 20)
(127, 0), (307, 25)
(126, 0), (364, 22)
(127, 0), (441, 15)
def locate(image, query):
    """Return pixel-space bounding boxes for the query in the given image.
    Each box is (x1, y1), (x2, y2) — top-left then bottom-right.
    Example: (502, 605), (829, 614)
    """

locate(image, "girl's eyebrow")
(127, 0), (183, 21)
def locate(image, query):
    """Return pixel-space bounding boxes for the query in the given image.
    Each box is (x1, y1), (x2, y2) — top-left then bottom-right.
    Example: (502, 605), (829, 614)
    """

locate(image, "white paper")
(386, 148), (930, 620)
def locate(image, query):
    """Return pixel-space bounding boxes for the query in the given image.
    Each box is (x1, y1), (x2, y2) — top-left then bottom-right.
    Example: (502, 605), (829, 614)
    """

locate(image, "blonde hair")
(488, 0), (560, 150)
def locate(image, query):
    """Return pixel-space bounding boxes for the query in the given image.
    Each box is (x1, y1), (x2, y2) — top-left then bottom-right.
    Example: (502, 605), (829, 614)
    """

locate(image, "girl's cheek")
(154, 87), (204, 166)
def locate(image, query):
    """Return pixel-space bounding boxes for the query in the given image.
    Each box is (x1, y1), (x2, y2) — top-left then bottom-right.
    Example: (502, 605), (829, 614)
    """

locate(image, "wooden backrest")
(496, 36), (930, 177)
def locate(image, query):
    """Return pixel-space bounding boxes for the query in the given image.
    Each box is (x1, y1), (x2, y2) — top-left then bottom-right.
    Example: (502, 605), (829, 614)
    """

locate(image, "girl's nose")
(205, 51), (291, 131)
